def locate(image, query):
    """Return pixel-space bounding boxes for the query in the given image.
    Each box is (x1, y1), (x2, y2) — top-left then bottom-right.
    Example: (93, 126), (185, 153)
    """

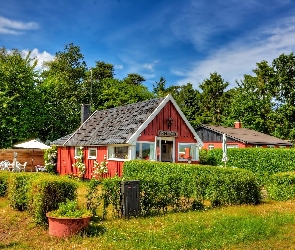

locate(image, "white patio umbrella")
(14, 139), (51, 171)
(222, 133), (228, 166)
(14, 139), (51, 150)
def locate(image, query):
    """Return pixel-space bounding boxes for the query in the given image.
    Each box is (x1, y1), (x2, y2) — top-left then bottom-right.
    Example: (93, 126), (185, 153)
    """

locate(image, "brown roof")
(197, 124), (292, 146)
(60, 97), (165, 146)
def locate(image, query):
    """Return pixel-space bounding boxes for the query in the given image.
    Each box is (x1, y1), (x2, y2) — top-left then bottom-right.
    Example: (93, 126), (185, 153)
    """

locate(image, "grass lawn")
(1, 184), (295, 249)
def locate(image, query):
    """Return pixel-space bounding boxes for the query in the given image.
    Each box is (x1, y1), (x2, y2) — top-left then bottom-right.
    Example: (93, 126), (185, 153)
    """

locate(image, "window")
(136, 142), (155, 160)
(209, 144), (214, 150)
(267, 145), (275, 148)
(178, 143), (198, 161)
(88, 148), (97, 159)
(74, 147), (80, 157)
(227, 144), (238, 149)
(256, 145), (263, 148)
(279, 146), (286, 148)
(108, 146), (129, 160)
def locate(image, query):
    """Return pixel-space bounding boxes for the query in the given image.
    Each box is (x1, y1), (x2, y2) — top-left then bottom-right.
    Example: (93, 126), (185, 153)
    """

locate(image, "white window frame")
(108, 145), (130, 161)
(209, 144), (214, 150)
(74, 147), (80, 157)
(267, 145), (275, 148)
(88, 148), (97, 159)
(279, 146), (286, 148)
(227, 144), (239, 149)
(136, 141), (155, 161)
(178, 143), (199, 162)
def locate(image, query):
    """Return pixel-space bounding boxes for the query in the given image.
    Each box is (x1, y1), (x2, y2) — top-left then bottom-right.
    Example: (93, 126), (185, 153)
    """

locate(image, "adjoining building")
(195, 121), (292, 150)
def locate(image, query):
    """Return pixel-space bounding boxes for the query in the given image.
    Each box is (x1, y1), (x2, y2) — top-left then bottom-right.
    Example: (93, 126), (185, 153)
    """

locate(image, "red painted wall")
(201, 142), (290, 149)
(57, 146), (124, 178)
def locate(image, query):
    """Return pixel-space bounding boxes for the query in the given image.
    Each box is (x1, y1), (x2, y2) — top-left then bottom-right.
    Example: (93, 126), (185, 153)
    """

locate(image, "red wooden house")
(52, 95), (203, 179)
(195, 122), (292, 150)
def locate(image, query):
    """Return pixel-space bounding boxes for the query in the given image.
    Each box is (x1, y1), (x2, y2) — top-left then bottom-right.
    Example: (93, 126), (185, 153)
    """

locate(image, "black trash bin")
(121, 180), (140, 217)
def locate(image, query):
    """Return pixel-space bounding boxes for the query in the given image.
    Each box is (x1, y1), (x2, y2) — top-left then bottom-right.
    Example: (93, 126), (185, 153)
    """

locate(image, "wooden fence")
(0, 149), (45, 172)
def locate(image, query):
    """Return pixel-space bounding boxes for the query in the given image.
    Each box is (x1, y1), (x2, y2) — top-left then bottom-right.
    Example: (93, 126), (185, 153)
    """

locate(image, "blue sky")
(1, 0), (295, 90)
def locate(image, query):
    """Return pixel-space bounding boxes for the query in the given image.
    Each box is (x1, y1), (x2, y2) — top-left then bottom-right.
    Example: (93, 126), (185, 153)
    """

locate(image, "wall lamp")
(167, 117), (173, 128)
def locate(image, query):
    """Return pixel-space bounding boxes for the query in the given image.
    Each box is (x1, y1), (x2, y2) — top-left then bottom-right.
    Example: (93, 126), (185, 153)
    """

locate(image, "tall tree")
(38, 43), (87, 141)
(225, 61), (275, 134)
(153, 76), (167, 97)
(0, 48), (39, 148)
(198, 72), (229, 125)
(91, 61), (114, 82)
(124, 73), (146, 85)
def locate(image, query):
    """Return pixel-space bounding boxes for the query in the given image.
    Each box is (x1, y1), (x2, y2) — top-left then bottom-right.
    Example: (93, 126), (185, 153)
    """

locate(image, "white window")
(75, 147), (80, 157)
(209, 144), (214, 150)
(178, 143), (198, 161)
(88, 148), (97, 159)
(256, 145), (263, 148)
(267, 145), (275, 148)
(227, 144), (239, 149)
(279, 146), (286, 148)
(108, 146), (129, 160)
(136, 142), (155, 160)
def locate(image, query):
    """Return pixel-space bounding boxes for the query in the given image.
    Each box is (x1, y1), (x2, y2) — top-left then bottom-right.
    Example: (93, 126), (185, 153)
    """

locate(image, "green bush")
(200, 148), (295, 184)
(266, 172), (295, 201)
(7, 173), (35, 211)
(28, 174), (78, 225)
(0, 171), (11, 197)
(44, 146), (57, 174)
(123, 160), (261, 215)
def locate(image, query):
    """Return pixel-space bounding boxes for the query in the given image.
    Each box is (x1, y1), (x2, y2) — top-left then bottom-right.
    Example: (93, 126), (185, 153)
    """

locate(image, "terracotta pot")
(47, 214), (91, 238)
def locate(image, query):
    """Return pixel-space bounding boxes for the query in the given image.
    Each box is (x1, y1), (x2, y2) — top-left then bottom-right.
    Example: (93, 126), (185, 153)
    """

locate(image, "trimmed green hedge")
(200, 148), (295, 183)
(7, 173), (35, 211)
(28, 175), (78, 224)
(123, 160), (261, 215)
(266, 172), (295, 201)
(0, 171), (11, 197)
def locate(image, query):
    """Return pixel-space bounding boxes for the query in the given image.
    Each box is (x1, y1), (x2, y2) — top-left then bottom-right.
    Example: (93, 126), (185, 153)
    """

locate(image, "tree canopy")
(1, 43), (295, 148)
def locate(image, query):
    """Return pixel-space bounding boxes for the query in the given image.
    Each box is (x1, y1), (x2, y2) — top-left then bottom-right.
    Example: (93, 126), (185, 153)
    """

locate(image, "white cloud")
(114, 64), (123, 69)
(143, 60), (159, 71)
(22, 49), (54, 69)
(0, 16), (39, 35)
(176, 16), (295, 89)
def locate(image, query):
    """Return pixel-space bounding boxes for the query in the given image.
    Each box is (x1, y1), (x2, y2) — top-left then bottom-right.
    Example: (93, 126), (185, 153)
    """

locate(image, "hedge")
(123, 160), (261, 215)
(200, 148), (295, 183)
(0, 171), (11, 197)
(266, 172), (295, 201)
(28, 174), (78, 224)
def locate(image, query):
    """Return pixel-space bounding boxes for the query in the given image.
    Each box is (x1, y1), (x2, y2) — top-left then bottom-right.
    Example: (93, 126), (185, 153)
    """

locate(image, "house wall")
(57, 146), (124, 178)
(137, 100), (199, 163)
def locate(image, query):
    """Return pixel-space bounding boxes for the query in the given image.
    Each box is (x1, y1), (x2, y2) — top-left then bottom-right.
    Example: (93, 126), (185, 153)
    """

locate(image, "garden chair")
(16, 162), (27, 172)
(0, 160), (11, 171)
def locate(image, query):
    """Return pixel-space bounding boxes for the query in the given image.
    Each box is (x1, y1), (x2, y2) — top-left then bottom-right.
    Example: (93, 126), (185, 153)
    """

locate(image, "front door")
(155, 137), (174, 162)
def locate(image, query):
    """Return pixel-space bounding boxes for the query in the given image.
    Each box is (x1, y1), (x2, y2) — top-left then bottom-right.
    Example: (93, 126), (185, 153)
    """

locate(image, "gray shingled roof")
(51, 134), (73, 146)
(198, 124), (292, 146)
(62, 97), (165, 146)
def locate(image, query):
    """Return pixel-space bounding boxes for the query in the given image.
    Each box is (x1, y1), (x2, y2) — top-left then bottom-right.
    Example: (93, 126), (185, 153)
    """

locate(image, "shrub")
(7, 173), (35, 211)
(266, 172), (295, 201)
(28, 174), (78, 225)
(44, 146), (57, 174)
(0, 171), (11, 197)
(123, 160), (261, 215)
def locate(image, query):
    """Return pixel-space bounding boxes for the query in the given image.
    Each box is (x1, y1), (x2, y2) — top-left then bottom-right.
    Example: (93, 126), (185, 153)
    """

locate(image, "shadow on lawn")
(83, 223), (107, 237)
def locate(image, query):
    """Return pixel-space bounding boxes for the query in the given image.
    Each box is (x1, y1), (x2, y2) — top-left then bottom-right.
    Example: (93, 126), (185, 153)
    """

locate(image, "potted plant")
(46, 199), (92, 238)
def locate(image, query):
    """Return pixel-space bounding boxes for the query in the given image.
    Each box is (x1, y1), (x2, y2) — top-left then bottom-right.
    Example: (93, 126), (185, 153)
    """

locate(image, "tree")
(225, 61), (275, 134)
(198, 72), (230, 125)
(123, 73), (146, 85)
(38, 43), (88, 141)
(91, 61), (114, 82)
(0, 47), (39, 148)
(153, 76), (167, 97)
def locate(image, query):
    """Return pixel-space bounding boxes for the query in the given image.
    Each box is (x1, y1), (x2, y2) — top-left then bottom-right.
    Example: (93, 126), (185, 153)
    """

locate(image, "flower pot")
(47, 214), (91, 238)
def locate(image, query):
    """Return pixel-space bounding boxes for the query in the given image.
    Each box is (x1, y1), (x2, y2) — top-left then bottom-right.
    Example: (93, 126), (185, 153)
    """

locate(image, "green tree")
(153, 76), (167, 97)
(38, 43), (87, 141)
(225, 61), (275, 134)
(0, 48), (39, 148)
(198, 72), (229, 125)
(123, 73), (146, 85)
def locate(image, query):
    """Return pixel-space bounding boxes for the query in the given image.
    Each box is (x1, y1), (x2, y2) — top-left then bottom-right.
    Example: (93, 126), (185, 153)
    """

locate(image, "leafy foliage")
(44, 146), (57, 174)
(123, 160), (260, 215)
(47, 199), (91, 218)
(266, 172), (295, 201)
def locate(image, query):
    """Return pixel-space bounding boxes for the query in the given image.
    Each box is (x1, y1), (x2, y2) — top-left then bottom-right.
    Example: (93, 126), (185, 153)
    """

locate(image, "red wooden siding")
(57, 146), (123, 178)
(138, 100), (196, 141)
